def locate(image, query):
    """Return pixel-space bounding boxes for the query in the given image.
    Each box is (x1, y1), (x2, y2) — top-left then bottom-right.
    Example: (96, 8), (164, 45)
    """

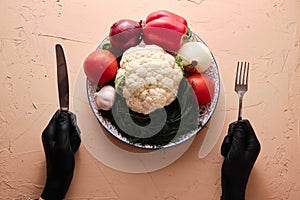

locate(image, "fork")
(235, 61), (249, 121)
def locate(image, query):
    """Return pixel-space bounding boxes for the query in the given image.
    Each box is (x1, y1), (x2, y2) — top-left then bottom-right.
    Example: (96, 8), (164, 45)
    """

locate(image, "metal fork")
(235, 61), (249, 121)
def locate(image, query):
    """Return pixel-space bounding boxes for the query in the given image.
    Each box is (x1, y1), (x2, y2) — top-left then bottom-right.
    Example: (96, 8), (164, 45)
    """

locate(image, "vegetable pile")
(83, 10), (216, 148)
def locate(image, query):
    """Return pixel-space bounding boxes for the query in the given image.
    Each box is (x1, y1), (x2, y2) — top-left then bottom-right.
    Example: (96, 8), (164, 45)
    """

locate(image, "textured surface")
(0, 0), (300, 199)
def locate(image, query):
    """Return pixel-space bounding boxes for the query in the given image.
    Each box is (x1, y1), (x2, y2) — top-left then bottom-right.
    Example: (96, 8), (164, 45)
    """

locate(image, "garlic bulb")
(94, 85), (116, 111)
(178, 42), (212, 72)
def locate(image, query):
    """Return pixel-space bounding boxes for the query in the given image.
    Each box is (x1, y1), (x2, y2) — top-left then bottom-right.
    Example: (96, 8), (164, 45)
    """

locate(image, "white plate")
(86, 31), (220, 149)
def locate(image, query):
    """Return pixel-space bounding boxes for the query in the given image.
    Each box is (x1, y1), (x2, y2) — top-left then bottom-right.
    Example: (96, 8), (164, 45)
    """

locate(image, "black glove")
(41, 110), (81, 200)
(220, 119), (260, 200)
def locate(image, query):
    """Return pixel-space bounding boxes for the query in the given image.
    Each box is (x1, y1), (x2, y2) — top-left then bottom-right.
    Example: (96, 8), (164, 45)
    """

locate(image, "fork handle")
(237, 95), (243, 121)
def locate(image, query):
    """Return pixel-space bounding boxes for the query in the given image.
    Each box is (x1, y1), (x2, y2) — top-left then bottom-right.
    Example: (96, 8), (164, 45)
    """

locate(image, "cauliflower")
(116, 45), (183, 115)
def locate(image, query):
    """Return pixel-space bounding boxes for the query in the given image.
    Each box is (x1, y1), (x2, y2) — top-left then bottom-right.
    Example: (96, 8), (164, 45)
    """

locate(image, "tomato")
(187, 74), (215, 105)
(83, 49), (118, 84)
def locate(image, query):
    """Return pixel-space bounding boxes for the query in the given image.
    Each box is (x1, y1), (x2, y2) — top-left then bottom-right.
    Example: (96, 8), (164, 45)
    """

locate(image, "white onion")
(178, 42), (212, 72)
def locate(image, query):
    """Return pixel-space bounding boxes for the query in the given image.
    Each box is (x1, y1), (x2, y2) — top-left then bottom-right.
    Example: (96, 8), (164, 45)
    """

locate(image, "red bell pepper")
(143, 10), (188, 51)
(146, 10), (188, 27)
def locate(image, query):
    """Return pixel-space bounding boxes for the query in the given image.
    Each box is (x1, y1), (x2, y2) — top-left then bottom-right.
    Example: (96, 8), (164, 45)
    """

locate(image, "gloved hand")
(41, 110), (81, 200)
(220, 119), (260, 200)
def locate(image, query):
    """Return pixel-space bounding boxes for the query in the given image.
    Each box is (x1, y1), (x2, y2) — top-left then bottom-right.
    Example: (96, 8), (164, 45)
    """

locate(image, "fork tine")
(235, 61), (240, 85)
(246, 62), (249, 85)
(239, 61), (243, 85)
(242, 62), (247, 84)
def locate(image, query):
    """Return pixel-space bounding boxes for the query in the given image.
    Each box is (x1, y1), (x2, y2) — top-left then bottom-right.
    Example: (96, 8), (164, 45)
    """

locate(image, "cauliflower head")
(116, 45), (183, 115)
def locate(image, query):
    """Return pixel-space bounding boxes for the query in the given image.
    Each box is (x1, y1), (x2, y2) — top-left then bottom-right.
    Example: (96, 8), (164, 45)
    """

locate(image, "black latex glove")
(220, 119), (260, 200)
(41, 110), (81, 200)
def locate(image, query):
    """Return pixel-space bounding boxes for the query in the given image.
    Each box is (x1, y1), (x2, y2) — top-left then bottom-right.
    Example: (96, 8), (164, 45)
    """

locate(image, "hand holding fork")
(220, 61), (261, 200)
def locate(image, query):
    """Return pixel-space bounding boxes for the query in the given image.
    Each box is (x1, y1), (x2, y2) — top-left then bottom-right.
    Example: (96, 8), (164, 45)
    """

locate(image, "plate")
(86, 31), (220, 149)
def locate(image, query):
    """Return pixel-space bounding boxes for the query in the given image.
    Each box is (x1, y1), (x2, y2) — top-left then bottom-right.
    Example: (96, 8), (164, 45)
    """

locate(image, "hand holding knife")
(39, 44), (81, 200)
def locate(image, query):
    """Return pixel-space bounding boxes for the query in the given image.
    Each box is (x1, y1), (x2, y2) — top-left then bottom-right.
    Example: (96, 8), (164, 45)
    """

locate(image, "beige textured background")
(0, 0), (300, 199)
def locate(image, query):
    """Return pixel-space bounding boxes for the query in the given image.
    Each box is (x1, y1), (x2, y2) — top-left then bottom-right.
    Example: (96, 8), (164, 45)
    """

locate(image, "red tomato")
(84, 49), (118, 84)
(187, 74), (215, 105)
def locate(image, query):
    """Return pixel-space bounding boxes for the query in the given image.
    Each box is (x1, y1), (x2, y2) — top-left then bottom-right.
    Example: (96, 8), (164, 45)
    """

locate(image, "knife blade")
(56, 44), (69, 111)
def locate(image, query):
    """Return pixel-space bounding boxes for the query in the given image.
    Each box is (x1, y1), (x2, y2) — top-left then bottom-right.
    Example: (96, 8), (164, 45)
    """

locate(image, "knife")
(56, 44), (69, 111)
